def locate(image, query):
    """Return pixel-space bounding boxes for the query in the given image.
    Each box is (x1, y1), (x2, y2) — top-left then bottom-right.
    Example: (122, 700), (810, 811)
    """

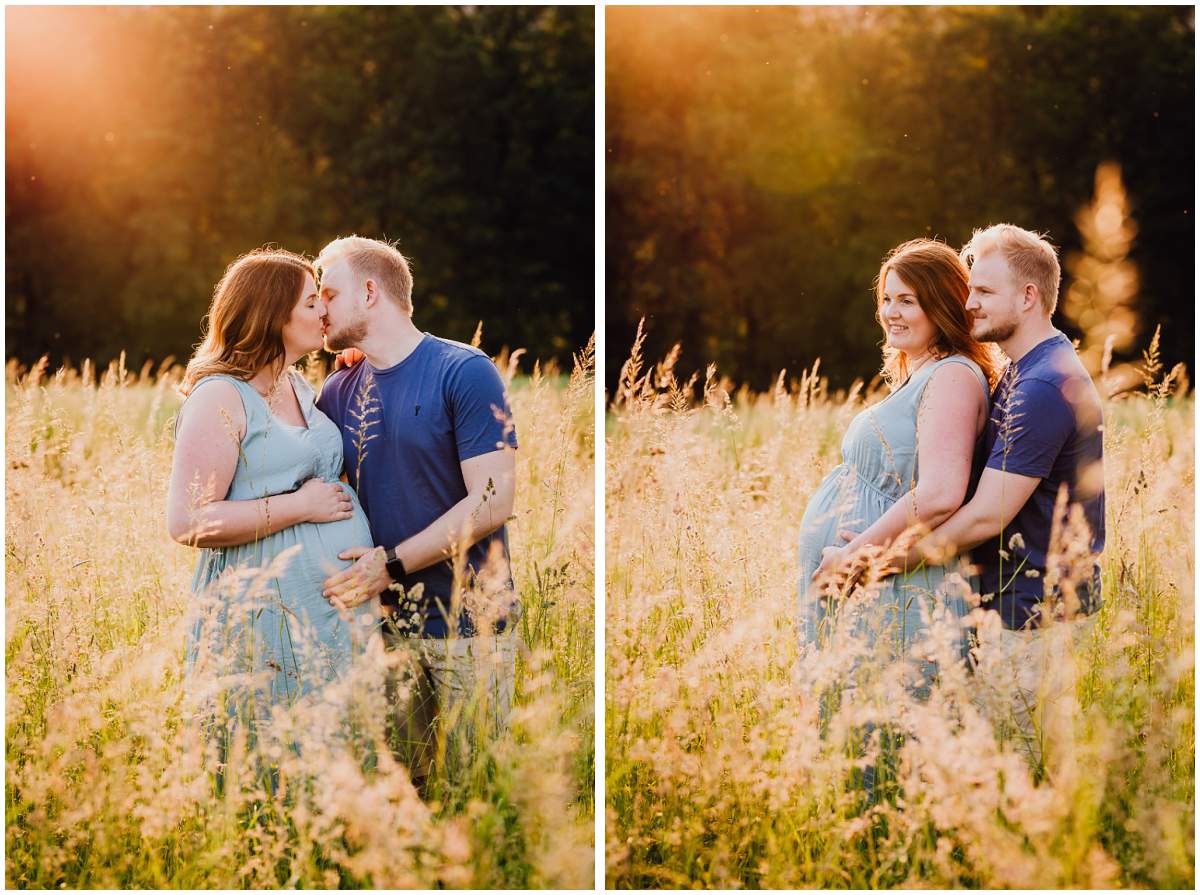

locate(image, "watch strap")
(383, 546), (407, 582)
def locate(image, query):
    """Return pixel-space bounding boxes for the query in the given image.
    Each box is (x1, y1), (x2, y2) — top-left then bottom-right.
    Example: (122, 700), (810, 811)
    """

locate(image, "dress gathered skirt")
(182, 371), (379, 728)
(797, 355), (990, 684)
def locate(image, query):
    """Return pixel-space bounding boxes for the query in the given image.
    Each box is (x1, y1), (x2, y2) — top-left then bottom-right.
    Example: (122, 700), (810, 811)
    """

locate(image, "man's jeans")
(382, 625), (518, 787)
(972, 614), (1096, 781)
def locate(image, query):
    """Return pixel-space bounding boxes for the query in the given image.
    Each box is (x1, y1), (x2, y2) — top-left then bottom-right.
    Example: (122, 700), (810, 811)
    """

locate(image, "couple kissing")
(166, 235), (519, 792)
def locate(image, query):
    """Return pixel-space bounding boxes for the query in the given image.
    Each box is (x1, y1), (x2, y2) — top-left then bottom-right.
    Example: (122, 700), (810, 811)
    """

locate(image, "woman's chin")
(888, 338), (928, 355)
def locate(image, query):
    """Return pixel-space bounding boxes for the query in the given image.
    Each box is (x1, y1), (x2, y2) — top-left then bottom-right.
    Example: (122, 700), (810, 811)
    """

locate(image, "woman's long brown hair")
(875, 238), (1002, 390)
(180, 248), (315, 396)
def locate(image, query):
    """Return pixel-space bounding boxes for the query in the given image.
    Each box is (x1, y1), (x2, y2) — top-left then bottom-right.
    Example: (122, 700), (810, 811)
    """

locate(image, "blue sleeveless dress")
(182, 370), (379, 715)
(797, 355), (990, 673)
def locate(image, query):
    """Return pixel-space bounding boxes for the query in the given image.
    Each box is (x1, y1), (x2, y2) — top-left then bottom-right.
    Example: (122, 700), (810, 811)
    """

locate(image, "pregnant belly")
(297, 505), (375, 583)
(798, 468), (852, 565)
(277, 495), (378, 639)
(798, 513), (841, 577)
(797, 467), (894, 571)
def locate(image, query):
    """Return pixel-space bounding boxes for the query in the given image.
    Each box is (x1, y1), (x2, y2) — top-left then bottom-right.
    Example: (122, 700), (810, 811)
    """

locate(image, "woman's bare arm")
(166, 380), (317, 548)
(839, 363), (987, 558)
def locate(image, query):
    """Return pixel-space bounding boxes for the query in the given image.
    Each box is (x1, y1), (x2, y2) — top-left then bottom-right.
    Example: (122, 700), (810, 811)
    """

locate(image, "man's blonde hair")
(960, 223), (1061, 315)
(317, 235), (414, 314)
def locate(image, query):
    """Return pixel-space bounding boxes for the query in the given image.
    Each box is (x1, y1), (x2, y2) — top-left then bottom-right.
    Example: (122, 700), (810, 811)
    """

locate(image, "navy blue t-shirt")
(317, 334), (519, 637)
(970, 333), (1105, 629)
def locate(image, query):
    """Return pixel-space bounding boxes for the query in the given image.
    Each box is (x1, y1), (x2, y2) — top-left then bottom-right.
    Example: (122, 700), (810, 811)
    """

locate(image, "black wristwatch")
(382, 545), (407, 583)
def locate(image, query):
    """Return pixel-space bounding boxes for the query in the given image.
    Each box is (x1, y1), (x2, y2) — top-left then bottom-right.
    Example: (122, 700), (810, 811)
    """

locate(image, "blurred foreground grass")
(5, 343), (595, 889)
(605, 337), (1193, 889)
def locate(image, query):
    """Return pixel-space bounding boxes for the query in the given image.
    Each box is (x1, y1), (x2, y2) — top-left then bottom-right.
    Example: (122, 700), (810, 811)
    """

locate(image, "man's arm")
(913, 373), (1077, 568)
(911, 466), (1040, 566)
(393, 448), (516, 572)
(321, 448), (516, 606)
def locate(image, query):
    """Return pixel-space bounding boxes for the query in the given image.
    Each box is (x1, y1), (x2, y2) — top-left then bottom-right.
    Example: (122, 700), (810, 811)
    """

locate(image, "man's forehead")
(317, 259), (348, 288)
(968, 252), (1007, 281)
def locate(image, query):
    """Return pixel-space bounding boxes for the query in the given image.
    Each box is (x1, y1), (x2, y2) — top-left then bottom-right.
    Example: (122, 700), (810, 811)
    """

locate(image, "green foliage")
(606, 6), (1194, 391)
(7, 6), (593, 371)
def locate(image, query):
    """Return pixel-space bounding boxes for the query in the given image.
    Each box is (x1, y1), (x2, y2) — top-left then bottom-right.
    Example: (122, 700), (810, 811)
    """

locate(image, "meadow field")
(606, 335), (1194, 888)
(5, 342), (595, 889)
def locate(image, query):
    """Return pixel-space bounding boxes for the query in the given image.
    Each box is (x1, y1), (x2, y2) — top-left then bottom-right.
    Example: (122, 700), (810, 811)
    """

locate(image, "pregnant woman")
(167, 248), (379, 726)
(797, 238), (998, 689)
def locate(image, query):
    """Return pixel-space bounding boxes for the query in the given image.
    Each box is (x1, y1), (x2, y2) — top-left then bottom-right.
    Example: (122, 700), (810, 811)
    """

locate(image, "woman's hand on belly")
(295, 477), (355, 523)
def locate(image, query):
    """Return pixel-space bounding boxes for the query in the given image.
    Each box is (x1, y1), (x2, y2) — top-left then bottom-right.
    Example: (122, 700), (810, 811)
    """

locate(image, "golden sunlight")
(6, 7), (159, 164)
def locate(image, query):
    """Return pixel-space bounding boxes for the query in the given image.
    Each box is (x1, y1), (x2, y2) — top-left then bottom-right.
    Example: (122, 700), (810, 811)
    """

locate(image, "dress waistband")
(833, 461), (908, 505)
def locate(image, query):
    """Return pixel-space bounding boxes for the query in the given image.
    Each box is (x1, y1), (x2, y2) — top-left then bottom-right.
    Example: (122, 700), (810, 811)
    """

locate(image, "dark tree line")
(7, 5), (594, 371)
(606, 5), (1194, 392)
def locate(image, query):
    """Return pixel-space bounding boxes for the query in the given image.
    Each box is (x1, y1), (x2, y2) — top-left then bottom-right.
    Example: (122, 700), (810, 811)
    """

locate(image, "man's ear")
(1022, 283), (1040, 313)
(364, 279), (377, 307)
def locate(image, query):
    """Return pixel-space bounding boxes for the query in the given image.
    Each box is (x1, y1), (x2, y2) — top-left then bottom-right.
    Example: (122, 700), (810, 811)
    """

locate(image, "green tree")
(6, 5), (594, 370)
(606, 5), (1193, 391)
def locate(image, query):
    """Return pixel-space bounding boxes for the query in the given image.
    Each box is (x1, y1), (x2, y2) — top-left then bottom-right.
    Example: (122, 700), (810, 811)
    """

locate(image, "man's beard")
(973, 317), (1018, 343)
(324, 317), (369, 351)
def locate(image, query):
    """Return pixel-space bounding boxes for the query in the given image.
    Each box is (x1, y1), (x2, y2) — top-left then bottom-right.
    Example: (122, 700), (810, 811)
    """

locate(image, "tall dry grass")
(605, 331), (1193, 888)
(5, 340), (595, 889)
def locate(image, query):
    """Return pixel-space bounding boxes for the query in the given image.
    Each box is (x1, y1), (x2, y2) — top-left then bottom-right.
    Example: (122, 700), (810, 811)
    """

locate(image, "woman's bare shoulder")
(177, 377), (247, 439)
(929, 358), (988, 399)
(918, 363), (988, 430)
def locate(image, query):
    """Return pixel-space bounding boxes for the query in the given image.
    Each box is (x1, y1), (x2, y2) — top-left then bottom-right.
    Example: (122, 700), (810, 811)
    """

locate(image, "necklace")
(250, 367), (288, 410)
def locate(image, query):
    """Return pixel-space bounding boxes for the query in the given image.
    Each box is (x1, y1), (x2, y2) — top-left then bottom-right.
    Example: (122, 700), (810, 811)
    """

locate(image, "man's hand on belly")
(323, 545), (392, 609)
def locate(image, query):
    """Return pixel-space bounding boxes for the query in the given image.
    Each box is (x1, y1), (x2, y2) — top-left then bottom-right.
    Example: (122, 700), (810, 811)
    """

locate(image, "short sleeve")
(985, 377), (1074, 479)
(449, 355), (519, 462)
